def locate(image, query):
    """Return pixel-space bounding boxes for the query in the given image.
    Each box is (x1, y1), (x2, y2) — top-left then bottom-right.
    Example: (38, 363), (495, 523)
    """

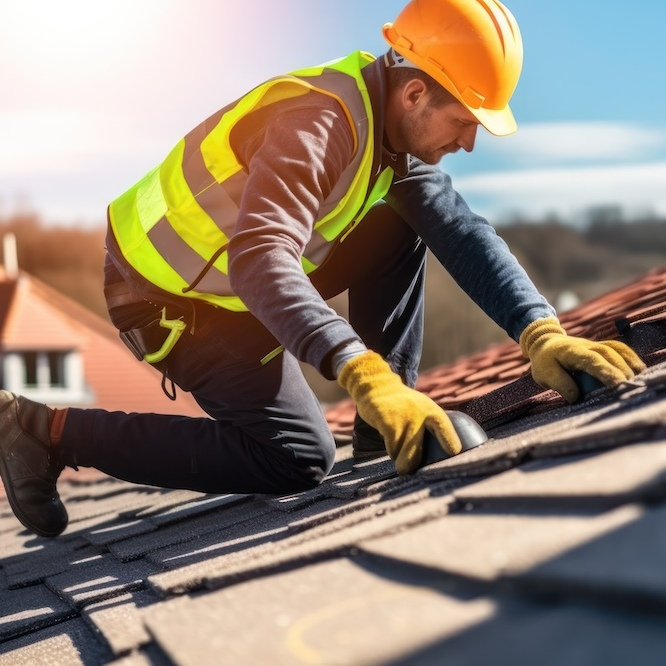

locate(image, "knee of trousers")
(275, 428), (337, 493)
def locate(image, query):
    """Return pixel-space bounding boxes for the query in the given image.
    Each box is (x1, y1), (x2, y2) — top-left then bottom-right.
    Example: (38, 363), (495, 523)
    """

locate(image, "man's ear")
(402, 78), (428, 110)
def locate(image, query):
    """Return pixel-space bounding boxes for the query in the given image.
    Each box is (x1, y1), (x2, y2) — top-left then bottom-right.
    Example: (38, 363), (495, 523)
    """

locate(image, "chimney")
(3, 233), (19, 281)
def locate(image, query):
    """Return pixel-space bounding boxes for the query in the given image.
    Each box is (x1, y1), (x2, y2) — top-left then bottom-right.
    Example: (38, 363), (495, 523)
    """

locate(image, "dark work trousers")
(59, 203), (426, 494)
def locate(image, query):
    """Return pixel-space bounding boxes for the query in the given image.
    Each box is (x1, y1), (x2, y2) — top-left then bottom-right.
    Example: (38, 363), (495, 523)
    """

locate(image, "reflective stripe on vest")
(109, 51), (394, 311)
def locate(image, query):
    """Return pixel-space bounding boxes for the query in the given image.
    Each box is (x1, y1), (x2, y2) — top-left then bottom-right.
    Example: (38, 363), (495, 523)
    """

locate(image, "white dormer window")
(1, 349), (90, 405)
(23, 351), (66, 388)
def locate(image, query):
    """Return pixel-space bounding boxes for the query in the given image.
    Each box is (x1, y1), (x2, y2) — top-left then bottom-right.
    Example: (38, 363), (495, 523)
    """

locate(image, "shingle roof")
(2, 268), (666, 664)
(327, 267), (666, 439)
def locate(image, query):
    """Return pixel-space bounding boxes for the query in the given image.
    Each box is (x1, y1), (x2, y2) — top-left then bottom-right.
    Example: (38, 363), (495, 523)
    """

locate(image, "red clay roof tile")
(325, 267), (666, 438)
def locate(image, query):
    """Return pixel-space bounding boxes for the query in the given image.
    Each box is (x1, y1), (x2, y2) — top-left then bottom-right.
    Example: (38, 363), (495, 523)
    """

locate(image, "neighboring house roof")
(2, 267), (666, 664)
(0, 267), (205, 418)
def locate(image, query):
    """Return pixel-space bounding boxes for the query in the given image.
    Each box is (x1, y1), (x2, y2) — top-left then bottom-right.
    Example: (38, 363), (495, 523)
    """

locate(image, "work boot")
(0, 391), (68, 537)
(352, 413), (387, 462)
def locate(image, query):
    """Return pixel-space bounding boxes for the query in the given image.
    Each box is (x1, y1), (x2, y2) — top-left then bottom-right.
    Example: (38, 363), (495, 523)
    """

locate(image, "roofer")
(0, 0), (645, 538)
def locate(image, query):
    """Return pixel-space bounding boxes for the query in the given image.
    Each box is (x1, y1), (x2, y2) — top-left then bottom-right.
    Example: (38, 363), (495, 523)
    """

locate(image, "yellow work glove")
(519, 317), (646, 403)
(338, 350), (462, 475)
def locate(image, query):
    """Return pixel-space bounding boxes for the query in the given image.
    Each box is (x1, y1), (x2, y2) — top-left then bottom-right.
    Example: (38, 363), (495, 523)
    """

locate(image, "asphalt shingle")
(82, 591), (156, 657)
(141, 556), (497, 666)
(45, 557), (159, 608)
(146, 489), (447, 597)
(0, 582), (74, 642)
(521, 503), (666, 610)
(3, 538), (97, 589)
(453, 441), (666, 510)
(360, 504), (642, 583)
(3, 269), (666, 662)
(108, 501), (275, 563)
(388, 601), (666, 666)
(0, 618), (111, 665)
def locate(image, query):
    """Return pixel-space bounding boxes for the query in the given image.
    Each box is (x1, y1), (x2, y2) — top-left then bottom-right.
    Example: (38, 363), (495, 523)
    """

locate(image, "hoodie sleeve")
(385, 157), (556, 341)
(227, 94), (365, 377)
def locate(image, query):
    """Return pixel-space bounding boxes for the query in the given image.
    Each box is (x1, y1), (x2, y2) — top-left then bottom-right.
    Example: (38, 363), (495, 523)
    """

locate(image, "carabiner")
(143, 308), (187, 364)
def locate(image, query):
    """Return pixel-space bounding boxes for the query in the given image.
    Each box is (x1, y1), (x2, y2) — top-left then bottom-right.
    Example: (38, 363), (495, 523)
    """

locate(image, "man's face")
(396, 93), (480, 165)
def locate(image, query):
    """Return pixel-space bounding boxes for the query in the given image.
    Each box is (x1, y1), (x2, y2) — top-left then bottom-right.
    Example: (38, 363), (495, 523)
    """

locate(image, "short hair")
(385, 60), (459, 108)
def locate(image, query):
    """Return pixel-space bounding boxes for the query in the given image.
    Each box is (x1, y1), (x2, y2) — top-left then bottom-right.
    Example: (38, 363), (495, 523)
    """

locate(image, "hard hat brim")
(382, 22), (519, 137)
(470, 105), (518, 137)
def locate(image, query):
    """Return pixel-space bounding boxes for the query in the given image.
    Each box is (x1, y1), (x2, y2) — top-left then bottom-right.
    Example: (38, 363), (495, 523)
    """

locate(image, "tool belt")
(103, 250), (285, 372)
(104, 258), (190, 365)
(119, 308), (187, 364)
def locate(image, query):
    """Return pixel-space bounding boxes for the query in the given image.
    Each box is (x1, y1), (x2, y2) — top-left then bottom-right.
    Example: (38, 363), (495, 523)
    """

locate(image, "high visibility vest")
(109, 51), (395, 311)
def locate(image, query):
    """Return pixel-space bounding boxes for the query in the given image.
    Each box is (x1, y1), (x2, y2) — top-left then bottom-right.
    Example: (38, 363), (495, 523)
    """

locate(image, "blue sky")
(1, 0), (665, 226)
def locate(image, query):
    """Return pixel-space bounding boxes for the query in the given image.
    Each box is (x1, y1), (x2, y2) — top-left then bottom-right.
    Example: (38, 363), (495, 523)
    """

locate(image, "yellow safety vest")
(108, 51), (394, 312)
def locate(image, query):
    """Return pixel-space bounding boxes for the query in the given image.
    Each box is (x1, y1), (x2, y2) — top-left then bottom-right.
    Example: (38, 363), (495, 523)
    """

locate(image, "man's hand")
(338, 351), (461, 474)
(520, 317), (646, 403)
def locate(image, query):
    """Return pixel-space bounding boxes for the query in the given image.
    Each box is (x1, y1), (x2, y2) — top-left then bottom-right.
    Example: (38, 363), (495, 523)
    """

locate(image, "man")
(0, 0), (644, 538)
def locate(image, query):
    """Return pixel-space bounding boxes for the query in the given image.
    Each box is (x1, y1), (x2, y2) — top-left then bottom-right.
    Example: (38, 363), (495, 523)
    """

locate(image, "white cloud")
(482, 122), (666, 164)
(455, 161), (666, 222)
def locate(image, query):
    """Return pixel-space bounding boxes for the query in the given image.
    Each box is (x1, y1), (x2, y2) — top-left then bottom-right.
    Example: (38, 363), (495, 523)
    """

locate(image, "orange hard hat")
(383, 0), (523, 136)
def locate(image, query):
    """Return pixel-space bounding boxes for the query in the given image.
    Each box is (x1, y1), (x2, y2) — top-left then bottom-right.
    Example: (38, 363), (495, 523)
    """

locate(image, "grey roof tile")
(388, 599), (666, 666)
(107, 500), (275, 563)
(142, 547), (666, 666)
(453, 441), (666, 511)
(352, 473), (427, 499)
(0, 618), (111, 664)
(131, 488), (218, 517)
(264, 485), (328, 511)
(285, 496), (381, 533)
(141, 556), (496, 666)
(143, 509), (291, 573)
(417, 436), (524, 479)
(359, 504), (642, 582)
(72, 487), (164, 527)
(520, 503), (666, 611)
(78, 517), (158, 546)
(483, 387), (633, 442)
(328, 458), (398, 498)
(147, 488), (447, 596)
(0, 531), (47, 561)
(143, 496), (370, 573)
(63, 490), (161, 526)
(82, 591), (156, 657)
(0, 585), (74, 642)
(134, 492), (251, 524)
(3, 538), (98, 588)
(414, 403), (600, 482)
(45, 557), (159, 608)
(533, 398), (666, 459)
(60, 478), (150, 504)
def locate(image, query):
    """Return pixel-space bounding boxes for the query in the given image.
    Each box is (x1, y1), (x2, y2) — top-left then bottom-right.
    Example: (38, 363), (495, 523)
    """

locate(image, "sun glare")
(1, 1), (160, 75)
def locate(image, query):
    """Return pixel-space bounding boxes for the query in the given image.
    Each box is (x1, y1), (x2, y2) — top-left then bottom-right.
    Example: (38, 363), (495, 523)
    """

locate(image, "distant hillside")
(497, 218), (666, 303)
(3, 212), (665, 403)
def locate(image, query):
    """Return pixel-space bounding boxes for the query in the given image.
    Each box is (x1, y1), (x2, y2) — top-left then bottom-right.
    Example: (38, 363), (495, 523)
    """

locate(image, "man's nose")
(459, 125), (478, 153)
